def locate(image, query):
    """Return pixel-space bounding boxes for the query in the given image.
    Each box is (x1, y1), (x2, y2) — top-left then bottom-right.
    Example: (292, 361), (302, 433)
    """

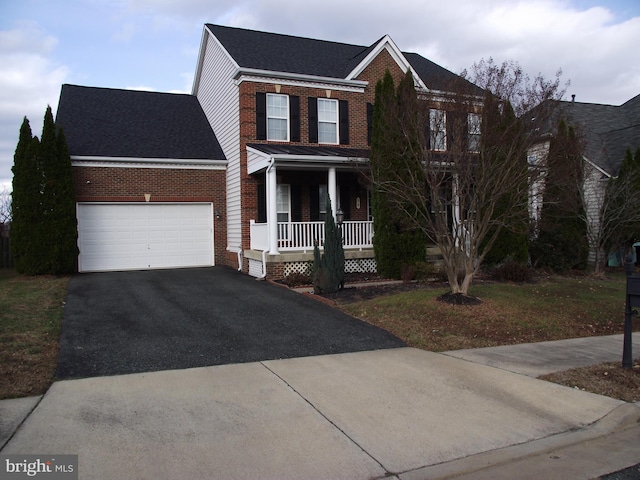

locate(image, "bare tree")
(370, 60), (566, 297)
(0, 186), (10, 225)
(586, 148), (640, 274)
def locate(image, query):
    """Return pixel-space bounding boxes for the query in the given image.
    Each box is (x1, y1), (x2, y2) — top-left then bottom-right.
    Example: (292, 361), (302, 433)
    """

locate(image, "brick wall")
(235, 50), (406, 257)
(72, 166), (227, 265)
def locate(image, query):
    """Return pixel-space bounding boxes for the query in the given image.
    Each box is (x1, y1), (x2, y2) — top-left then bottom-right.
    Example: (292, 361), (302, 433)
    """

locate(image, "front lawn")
(0, 269), (69, 399)
(339, 273), (637, 352)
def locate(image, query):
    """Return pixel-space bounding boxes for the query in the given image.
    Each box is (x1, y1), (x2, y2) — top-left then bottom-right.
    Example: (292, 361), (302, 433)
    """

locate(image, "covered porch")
(245, 144), (376, 278)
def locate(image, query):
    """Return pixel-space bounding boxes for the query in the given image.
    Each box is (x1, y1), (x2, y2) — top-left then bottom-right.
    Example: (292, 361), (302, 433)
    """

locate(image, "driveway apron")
(56, 267), (404, 379)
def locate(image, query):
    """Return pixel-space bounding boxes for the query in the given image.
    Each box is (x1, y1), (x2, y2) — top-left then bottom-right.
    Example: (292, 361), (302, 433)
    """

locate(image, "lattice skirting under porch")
(282, 258), (377, 277)
(247, 257), (378, 279)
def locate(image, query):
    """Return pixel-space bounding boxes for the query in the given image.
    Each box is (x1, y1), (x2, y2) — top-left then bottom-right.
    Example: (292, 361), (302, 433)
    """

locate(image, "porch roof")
(246, 144), (369, 174)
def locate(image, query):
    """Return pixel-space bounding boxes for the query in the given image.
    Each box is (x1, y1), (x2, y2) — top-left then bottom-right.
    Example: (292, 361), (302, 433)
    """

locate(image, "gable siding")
(194, 32), (242, 254)
(583, 163), (608, 266)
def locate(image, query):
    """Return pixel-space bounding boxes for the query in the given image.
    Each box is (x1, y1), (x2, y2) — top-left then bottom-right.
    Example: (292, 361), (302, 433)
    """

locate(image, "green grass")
(0, 269), (70, 399)
(341, 273), (635, 352)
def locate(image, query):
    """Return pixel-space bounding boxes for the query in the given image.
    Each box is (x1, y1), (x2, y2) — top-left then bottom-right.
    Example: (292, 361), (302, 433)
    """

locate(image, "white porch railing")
(275, 221), (374, 252)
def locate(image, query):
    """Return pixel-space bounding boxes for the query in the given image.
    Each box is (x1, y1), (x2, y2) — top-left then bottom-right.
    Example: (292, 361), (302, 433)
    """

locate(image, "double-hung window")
(430, 109), (446, 151)
(317, 99), (338, 144)
(468, 113), (481, 152)
(267, 94), (289, 141)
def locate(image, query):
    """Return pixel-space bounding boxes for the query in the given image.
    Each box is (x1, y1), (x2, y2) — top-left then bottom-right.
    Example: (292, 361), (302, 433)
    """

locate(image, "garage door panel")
(77, 203), (214, 272)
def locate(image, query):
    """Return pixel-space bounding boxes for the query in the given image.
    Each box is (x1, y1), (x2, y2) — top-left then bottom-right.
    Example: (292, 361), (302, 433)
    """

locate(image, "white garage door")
(77, 203), (214, 272)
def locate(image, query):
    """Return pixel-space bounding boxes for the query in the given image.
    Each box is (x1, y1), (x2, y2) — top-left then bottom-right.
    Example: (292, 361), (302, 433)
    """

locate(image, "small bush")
(413, 261), (446, 282)
(283, 272), (311, 287)
(492, 261), (533, 283)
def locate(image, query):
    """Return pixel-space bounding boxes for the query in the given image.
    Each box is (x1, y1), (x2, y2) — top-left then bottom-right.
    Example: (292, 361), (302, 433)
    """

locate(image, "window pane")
(318, 123), (337, 144)
(318, 99), (337, 121)
(268, 118), (288, 141)
(277, 184), (289, 213)
(319, 185), (327, 214)
(267, 95), (288, 117)
(468, 113), (481, 152)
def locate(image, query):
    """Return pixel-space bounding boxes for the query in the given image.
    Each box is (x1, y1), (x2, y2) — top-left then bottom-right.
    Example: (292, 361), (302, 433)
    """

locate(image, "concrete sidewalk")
(444, 332), (640, 377)
(1, 334), (639, 479)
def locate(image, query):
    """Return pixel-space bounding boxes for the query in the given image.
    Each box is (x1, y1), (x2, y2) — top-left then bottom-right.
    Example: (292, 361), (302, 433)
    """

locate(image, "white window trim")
(430, 109), (446, 151)
(277, 184), (291, 222)
(267, 93), (289, 142)
(318, 98), (339, 145)
(468, 113), (481, 153)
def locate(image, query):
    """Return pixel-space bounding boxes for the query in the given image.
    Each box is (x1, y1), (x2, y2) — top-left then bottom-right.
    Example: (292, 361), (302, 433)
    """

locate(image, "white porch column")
(267, 162), (279, 255)
(328, 167), (337, 220)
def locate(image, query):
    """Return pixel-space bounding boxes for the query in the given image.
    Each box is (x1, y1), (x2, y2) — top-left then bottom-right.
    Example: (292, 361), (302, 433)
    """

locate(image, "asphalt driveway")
(56, 267), (404, 379)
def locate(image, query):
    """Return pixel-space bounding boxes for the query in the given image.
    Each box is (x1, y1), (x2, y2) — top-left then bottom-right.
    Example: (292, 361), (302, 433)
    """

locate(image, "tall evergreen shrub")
(11, 107), (78, 274)
(370, 70), (427, 278)
(312, 196), (345, 293)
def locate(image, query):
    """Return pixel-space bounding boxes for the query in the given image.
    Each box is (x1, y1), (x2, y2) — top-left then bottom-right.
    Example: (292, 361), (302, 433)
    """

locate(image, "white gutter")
(71, 156), (228, 170)
(232, 67), (368, 89)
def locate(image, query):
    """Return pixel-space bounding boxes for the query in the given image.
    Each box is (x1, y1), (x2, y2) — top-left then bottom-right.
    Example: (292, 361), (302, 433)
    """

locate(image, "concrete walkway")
(1, 334), (639, 479)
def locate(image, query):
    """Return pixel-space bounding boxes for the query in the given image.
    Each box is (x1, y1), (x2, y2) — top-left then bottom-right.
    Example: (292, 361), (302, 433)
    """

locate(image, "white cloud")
(0, 22), (68, 187)
(86, 0), (640, 106)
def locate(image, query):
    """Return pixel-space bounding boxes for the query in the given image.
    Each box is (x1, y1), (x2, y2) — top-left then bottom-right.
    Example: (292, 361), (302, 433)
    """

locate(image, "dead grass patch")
(540, 359), (640, 403)
(0, 270), (69, 399)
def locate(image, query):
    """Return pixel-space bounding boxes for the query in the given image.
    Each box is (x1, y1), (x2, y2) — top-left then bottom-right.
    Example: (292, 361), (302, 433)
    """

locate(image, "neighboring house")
(56, 24), (481, 277)
(529, 94), (640, 265)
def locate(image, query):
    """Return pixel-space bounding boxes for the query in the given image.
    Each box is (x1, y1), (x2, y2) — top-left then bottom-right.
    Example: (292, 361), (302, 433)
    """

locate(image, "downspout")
(237, 250), (243, 272)
(258, 157), (276, 279)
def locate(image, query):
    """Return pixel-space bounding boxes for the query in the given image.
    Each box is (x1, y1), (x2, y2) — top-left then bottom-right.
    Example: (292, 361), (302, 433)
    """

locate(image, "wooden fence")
(0, 236), (13, 268)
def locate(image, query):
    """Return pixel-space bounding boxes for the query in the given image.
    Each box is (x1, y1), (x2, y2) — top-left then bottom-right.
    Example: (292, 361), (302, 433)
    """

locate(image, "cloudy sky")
(1, 0), (639, 194)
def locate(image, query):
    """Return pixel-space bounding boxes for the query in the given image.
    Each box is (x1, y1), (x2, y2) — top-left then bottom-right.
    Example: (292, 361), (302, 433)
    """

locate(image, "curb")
(402, 403), (640, 479)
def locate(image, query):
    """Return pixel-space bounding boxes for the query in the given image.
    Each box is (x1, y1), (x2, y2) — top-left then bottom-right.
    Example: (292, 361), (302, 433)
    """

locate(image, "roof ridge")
(62, 83), (193, 97)
(206, 23), (369, 50)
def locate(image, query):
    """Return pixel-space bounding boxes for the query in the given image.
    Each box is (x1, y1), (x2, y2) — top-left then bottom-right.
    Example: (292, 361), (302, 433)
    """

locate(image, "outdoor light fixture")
(336, 208), (344, 226)
(215, 210), (221, 220)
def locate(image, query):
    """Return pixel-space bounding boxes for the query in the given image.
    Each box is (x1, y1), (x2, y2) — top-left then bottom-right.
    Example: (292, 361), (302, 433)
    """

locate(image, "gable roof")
(55, 84), (226, 161)
(204, 24), (482, 94)
(554, 97), (640, 176)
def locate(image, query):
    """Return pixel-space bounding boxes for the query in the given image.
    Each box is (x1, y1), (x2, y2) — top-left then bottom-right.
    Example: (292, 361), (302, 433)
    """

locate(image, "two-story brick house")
(56, 24), (481, 276)
(192, 24), (481, 278)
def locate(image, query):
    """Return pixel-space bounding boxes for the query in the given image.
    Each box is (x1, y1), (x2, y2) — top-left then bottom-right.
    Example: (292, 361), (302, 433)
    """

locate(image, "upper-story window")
(430, 109), (446, 151)
(318, 99), (338, 144)
(256, 92), (300, 142)
(308, 97), (349, 145)
(267, 94), (289, 141)
(468, 113), (481, 152)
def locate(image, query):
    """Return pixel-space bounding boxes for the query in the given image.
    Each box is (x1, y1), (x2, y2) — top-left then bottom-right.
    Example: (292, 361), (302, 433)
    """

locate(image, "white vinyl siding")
(194, 31), (242, 251)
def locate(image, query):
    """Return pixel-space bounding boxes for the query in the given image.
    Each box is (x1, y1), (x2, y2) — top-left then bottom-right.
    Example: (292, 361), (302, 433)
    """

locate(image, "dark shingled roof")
(554, 95), (640, 175)
(206, 24), (482, 94)
(55, 84), (225, 160)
